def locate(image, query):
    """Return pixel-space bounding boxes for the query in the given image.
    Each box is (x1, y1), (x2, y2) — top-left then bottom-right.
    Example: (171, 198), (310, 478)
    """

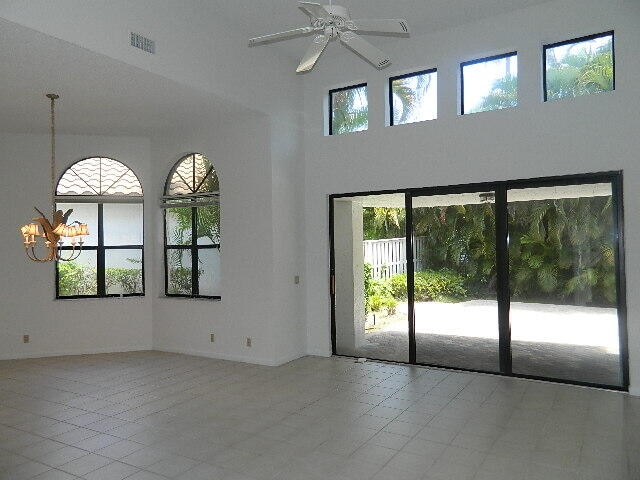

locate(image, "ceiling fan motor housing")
(324, 5), (350, 21)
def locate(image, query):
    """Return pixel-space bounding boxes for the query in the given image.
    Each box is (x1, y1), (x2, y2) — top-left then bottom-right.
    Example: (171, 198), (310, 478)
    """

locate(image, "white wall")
(0, 0), (300, 116)
(150, 108), (306, 366)
(301, 0), (640, 394)
(0, 1), (308, 366)
(0, 133), (153, 358)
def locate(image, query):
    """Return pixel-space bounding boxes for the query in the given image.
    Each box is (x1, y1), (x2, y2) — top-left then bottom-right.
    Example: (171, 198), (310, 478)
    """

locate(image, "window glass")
(390, 70), (437, 125)
(105, 249), (143, 295)
(57, 203), (98, 246)
(56, 157), (144, 298)
(57, 250), (98, 297)
(103, 204), (143, 246)
(166, 207), (193, 246)
(198, 248), (221, 297)
(462, 53), (518, 114)
(164, 153), (220, 298)
(330, 84), (368, 135)
(545, 32), (614, 101)
(167, 249), (192, 295)
(196, 205), (220, 245)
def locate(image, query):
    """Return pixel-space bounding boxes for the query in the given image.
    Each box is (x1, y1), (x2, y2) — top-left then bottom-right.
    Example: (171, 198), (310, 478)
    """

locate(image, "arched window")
(56, 157), (144, 298)
(163, 153), (220, 298)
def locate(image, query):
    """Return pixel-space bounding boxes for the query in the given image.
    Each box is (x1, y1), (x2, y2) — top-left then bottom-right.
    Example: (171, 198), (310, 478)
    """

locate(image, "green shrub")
(390, 270), (467, 302)
(58, 261), (97, 296)
(105, 268), (142, 294)
(364, 263), (373, 314)
(369, 294), (398, 315)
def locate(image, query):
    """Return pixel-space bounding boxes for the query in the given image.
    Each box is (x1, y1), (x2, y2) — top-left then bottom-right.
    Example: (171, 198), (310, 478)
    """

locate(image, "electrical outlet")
(210, 333), (215, 343)
(23, 335), (29, 343)
(245, 337), (252, 347)
(294, 275), (300, 285)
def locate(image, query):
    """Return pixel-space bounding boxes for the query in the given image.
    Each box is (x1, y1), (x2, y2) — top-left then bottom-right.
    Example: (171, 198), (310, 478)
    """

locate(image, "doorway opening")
(330, 172), (628, 389)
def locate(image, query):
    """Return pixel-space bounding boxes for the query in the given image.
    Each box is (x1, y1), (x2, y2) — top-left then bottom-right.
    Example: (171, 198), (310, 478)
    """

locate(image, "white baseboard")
(154, 346), (303, 367)
(0, 345), (152, 361)
(306, 349), (332, 358)
(629, 386), (640, 397)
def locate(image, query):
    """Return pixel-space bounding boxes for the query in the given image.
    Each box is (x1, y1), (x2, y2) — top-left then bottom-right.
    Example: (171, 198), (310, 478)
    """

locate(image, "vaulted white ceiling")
(212, 0), (556, 59)
(0, 0), (556, 136)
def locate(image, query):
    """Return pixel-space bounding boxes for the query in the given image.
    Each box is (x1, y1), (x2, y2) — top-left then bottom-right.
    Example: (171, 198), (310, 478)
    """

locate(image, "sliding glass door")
(411, 191), (500, 371)
(332, 193), (409, 362)
(330, 172), (628, 389)
(507, 182), (625, 386)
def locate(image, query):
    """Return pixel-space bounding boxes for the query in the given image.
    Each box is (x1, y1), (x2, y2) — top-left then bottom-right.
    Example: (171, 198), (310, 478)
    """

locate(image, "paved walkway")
(353, 300), (622, 386)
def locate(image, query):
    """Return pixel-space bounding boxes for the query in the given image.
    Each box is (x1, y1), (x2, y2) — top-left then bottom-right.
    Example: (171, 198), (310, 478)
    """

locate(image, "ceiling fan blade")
(296, 34), (330, 73)
(339, 31), (391, 69)
(349, 19), (410, 35)
(249, 26), (315, 46)
(298, 2), (329, 20)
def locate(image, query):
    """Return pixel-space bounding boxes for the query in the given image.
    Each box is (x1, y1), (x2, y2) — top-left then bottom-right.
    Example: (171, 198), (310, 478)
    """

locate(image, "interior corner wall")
(301, 0), (640, 394)
(150, 109), (305, 366)
(0, 132), (153, 359)
(269, 114), (307, 364)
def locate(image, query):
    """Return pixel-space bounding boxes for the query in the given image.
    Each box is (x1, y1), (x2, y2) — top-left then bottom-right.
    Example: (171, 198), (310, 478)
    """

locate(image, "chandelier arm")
(57, 245), (81, 262)
(26, 245), (53, 262)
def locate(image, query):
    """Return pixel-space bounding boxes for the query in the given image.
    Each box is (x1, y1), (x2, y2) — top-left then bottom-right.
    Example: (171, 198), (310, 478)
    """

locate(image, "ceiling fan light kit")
(248, 1), (410, 73)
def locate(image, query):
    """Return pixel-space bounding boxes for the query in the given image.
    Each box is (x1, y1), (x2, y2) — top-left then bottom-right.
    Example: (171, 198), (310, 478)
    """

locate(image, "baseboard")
(629, 386), (640, 397)
(306, 349), (332, 358)
(154, 346), (302, 366)
(273, 351), (306, 366)
(0, 345), (153, 361)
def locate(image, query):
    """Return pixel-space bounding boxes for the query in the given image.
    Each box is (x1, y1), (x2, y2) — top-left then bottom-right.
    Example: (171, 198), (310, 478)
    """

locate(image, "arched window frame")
(55, 157), (144, 298)
(162, 153), (221, 299)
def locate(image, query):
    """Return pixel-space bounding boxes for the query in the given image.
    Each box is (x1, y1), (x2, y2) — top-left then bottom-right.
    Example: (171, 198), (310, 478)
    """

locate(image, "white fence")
(363, 237), (428, 280)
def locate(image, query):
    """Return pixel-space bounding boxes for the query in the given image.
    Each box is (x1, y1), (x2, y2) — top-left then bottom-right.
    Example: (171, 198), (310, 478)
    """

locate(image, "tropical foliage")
(545, 37), (613, 100)
(58, 260), (142, 296)
(165, 203), (220, 294)
(391, 72), (436, 124)
(471, 75), (518, 113)
(361, 195), (615, 307)
(331, 86), (368, 134)
(364, 263), (398, 315)
(333, 76), (436, 134)
(363, 207), (405, 240)
(390, 270), (467, 302)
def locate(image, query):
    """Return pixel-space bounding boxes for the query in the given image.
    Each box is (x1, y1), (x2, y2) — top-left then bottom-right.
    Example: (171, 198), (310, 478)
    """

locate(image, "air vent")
(378, 58), (391, 68)
(130, 32), (155, 54)
(399, 21), (408, 33)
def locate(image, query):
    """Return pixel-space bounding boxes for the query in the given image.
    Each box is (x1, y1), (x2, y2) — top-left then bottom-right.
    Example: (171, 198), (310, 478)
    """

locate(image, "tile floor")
(0, 351), (638, 480)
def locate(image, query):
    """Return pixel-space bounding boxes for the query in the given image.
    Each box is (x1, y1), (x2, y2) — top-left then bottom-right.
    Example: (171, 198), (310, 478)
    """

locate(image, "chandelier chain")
(50, 94), (56, 216)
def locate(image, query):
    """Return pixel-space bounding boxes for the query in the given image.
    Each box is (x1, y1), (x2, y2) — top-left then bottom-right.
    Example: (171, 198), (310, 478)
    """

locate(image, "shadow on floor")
(351, 331), (622, 386)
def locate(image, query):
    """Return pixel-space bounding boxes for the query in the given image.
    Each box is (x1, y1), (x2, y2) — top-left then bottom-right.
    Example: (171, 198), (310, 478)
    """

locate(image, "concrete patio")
(354, 300), (622, 386)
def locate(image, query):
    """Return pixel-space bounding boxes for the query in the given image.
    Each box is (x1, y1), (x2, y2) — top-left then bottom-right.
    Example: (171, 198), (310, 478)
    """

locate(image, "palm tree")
(331, 86), (368, 134)
(391, 74), (433, 124)
(471, 75), (518, 113)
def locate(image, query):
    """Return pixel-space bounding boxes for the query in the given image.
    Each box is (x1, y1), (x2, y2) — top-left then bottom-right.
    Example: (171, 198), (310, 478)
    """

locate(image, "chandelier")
(19, 94), (89, 262)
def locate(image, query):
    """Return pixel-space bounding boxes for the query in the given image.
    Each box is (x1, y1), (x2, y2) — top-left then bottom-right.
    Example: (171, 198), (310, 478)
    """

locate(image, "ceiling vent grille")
(130, 32), (155, 54)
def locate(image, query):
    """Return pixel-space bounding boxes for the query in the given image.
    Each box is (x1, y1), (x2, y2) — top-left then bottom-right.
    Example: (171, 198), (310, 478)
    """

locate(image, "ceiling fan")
(248, 2), (410, 73)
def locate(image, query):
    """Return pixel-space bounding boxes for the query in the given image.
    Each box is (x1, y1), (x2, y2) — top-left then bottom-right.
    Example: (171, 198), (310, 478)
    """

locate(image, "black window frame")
(542, 30), (615, 102)
(329, 171), (629, 392)
(328, 83), (368, 136)
(163, 153), (221, 300)
(55, 158), (145, 300)
(389, 68), (438, 127)
(460, 51), (518, 115)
